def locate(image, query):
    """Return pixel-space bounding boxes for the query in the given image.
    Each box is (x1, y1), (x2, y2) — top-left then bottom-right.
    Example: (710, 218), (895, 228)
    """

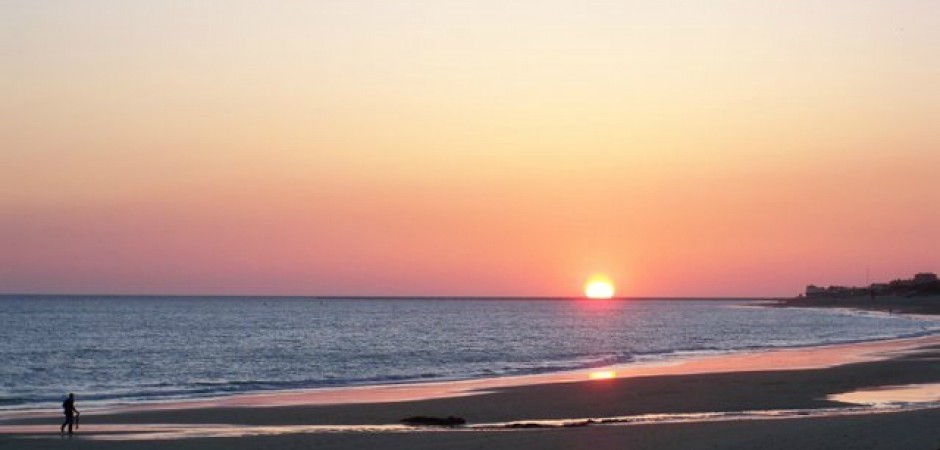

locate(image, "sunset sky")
(3, 1), (938, 297)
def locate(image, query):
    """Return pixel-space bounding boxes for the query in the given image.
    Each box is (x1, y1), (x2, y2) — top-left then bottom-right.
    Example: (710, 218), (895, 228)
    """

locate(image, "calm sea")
(1, 296), (937, 411)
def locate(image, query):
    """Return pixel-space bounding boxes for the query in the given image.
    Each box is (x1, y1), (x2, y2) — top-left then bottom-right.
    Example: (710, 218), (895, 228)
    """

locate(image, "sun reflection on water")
(588, 370), (617, 380)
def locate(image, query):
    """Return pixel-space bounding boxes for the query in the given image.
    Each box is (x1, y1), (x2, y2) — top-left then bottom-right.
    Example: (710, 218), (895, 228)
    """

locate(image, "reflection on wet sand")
(828, 383), (940, 406)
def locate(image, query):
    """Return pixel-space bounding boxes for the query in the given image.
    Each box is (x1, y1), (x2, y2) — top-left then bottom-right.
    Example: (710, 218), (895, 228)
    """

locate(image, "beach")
(2, 335), (939, 449)
(6, 0), (939, 447)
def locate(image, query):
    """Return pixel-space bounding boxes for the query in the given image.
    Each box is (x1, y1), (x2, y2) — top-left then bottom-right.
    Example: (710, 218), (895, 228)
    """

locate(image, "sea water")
(1, 296), (937, 411)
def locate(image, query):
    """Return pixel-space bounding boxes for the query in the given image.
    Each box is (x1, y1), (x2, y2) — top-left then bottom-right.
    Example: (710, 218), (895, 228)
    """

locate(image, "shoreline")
(3, 307), (939, 449)
(779, 294), (940, 316)
(2, 334), (939, 447)
(3, 333), (938, 422)
(4, 296), (936, 420)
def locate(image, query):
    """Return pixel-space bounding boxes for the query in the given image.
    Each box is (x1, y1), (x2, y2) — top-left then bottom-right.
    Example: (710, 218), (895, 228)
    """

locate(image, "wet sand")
(4, 410), (939, 450)
(2, 336), (939, 449)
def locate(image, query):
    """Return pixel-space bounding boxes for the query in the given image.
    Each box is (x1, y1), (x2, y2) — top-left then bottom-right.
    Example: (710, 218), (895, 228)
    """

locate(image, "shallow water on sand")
(828, 383), (940, 406)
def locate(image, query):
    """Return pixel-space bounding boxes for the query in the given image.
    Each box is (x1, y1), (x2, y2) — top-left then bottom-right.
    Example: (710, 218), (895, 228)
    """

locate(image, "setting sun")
(584, 277), (615, 299)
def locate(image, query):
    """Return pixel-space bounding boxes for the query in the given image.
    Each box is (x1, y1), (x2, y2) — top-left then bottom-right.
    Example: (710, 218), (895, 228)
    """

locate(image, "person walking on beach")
(60, 393), (79, 434)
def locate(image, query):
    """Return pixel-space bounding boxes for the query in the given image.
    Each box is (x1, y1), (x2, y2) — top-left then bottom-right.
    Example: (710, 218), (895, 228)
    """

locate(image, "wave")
(2, 298), (938, 412)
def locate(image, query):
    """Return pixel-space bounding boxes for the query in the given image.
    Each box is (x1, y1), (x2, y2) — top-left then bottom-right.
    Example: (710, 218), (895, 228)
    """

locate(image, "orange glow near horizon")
(2, 2), (938, 296)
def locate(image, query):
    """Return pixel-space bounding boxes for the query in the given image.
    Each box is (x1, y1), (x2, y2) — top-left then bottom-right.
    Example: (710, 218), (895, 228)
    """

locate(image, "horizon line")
(0, 293), (785, 301)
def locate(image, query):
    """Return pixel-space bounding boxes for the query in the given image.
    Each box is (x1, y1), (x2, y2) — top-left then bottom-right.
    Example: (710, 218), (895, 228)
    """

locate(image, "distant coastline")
(780, 272), (940, 315)
(0, 294), (773, 301)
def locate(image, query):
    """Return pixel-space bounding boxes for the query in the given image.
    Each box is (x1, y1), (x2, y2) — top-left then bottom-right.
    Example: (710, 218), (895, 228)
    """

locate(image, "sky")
(2, 0), (938, 297)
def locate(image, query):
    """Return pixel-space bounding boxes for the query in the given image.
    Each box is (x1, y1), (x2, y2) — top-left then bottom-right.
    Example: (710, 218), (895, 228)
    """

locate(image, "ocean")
(1, 296), (937, 411)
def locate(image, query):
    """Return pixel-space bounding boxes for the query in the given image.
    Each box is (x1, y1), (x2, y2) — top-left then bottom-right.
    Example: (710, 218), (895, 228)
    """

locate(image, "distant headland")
(804, 272), (940, 298)
(781, 272), (940, 315)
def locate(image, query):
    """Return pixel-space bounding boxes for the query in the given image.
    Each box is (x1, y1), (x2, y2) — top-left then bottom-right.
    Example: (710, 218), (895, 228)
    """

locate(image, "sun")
(584, 276), (615, 299)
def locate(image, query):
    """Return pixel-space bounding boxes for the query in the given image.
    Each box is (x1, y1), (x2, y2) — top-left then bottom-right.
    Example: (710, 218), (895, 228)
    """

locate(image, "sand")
(2, 336), (939, 449)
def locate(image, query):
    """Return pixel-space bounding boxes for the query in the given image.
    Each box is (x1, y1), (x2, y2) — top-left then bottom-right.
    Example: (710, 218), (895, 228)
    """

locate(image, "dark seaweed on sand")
(401, 416), (467, 427)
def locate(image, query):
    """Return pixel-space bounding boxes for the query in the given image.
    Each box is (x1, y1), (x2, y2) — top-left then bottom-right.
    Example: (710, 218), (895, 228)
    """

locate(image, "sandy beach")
(2, 335), (939, 450)
(7, 0), (939, 447)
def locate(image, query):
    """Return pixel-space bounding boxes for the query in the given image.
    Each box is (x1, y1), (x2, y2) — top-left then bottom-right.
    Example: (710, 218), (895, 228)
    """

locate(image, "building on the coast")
(804, 285), (867, 298)
(805, 285), (826, 297)
(869, 283), (891, 294)
(913, 272), (938, 285)
(805, 272), (939, 298)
